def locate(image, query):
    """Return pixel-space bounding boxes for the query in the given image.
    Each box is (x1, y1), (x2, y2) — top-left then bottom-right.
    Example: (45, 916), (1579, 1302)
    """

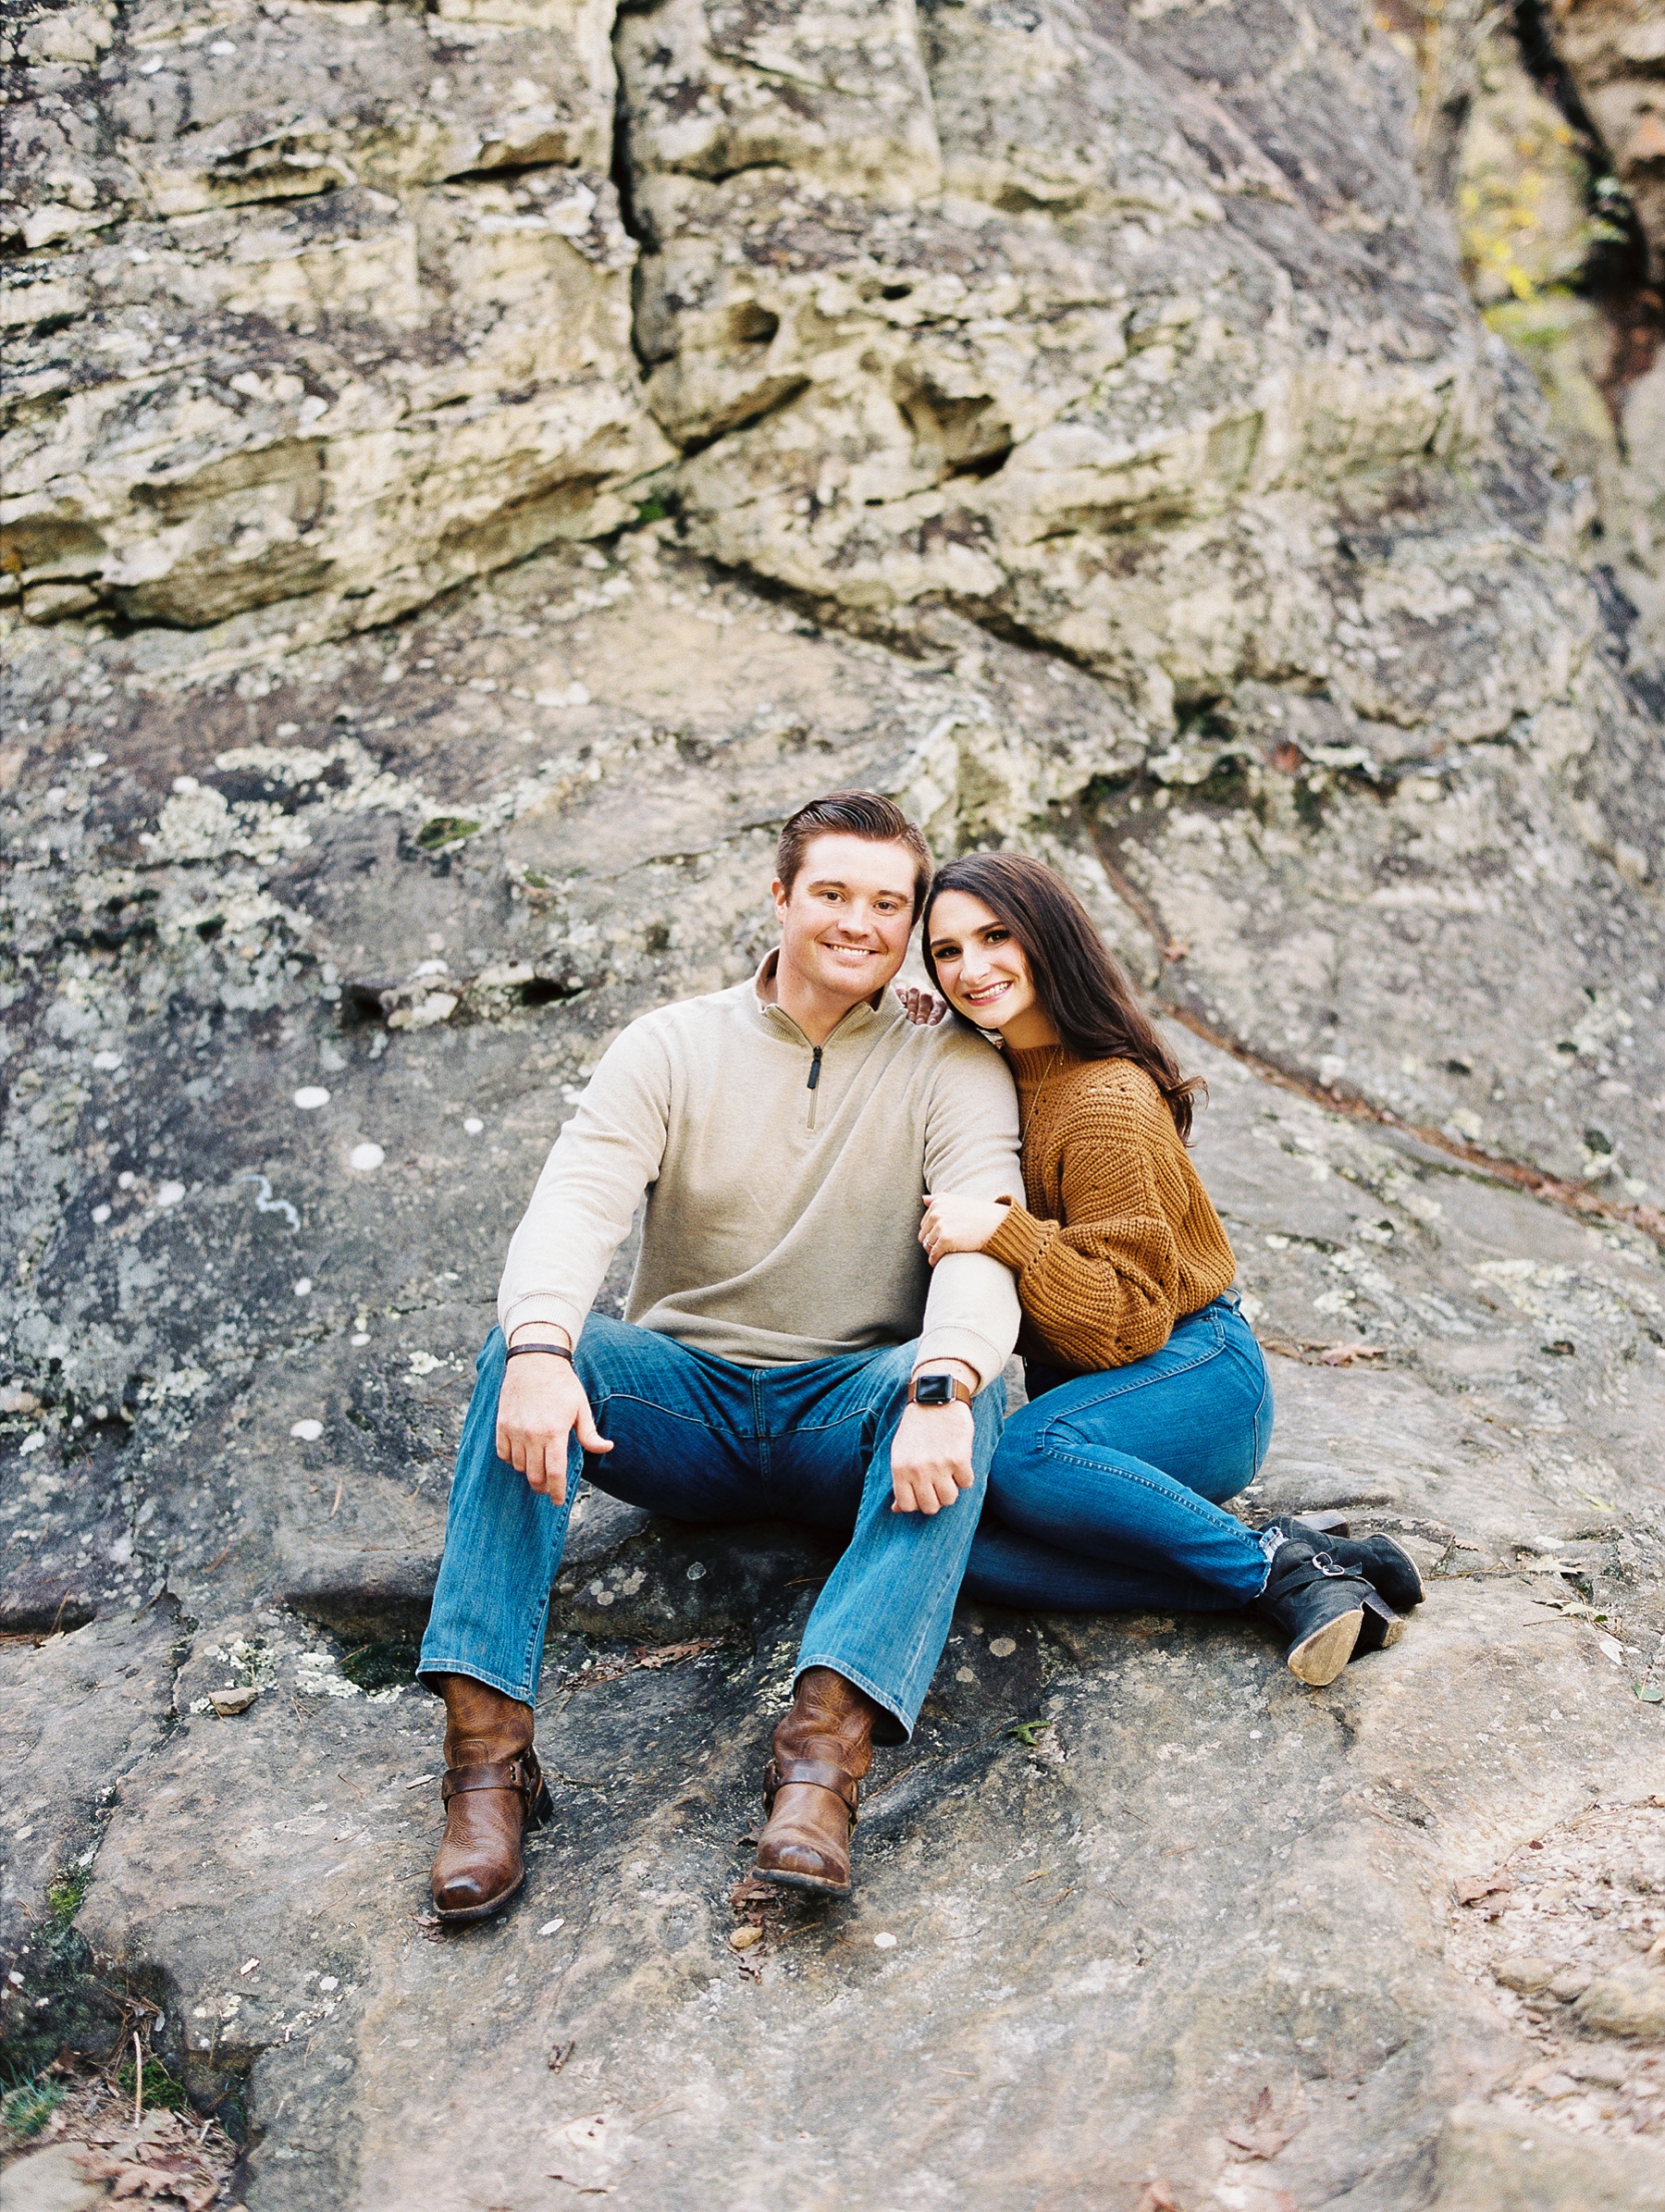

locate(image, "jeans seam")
(1009, 1448), (1263, 1539)
(1035, 1334), (1227, 1418)
(786, 1400), (901, 1435)
(589, 1392), (735, 1439)
(1251, 1377), (1272, 1469)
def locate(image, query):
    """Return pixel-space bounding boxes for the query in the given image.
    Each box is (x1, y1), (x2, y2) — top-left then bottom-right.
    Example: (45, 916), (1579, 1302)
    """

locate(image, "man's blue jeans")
(418, 1315), (1005, 1742)
(965, 1297), (1276, 1613)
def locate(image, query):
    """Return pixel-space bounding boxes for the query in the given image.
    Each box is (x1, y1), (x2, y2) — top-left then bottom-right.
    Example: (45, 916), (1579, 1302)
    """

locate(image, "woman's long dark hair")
(921, 851), (1206, 1143)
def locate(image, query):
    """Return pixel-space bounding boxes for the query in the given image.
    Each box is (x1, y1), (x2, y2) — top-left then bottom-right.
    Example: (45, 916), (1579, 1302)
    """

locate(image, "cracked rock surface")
(2, 533), (1663, 2208)
(2, 0), (1664, 2203)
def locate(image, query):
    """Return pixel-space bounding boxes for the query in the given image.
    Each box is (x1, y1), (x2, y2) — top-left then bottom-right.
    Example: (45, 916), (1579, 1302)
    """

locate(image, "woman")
(914, 853), (1421, 1685)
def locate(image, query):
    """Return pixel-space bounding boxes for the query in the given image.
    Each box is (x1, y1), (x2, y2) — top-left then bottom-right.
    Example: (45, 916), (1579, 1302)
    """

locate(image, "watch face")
(913, 1374), (954, 1405)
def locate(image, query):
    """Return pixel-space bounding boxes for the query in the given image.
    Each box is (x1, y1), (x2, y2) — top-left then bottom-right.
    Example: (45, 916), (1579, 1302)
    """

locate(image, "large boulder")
(3, 533), (1664, 2206)
(0, 0), (671, 637)
(2, 0), (1664, 2203)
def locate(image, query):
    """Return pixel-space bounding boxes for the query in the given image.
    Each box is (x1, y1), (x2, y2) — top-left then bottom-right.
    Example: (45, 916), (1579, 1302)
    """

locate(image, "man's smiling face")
(771, 831), (919, 1012)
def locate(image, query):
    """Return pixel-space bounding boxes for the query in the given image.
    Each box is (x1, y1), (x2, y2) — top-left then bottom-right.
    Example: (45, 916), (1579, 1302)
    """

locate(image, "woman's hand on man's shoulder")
(894, 982), (947, 1026)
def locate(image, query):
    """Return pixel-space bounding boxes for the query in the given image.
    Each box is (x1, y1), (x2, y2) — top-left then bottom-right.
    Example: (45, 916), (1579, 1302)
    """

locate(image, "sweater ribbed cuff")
(915, 1325), (1007, 1393)
(983, 1203), (1053, 1274)
(499, 1293), (588, 1347)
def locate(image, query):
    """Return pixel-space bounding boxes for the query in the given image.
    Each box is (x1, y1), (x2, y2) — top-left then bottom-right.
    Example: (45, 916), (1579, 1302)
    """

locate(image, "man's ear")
(770, 876), (789, 919)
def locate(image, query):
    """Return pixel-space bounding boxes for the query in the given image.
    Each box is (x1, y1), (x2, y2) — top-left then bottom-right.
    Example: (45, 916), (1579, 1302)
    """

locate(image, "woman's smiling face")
(927, 888), (1055, 1045)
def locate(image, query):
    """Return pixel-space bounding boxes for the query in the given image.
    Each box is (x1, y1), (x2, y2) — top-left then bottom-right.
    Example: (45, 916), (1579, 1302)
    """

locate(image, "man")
(417, 791), (1021, 1917)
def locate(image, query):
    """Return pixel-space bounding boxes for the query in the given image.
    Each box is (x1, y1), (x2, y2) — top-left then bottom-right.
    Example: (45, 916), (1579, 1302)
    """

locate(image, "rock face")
(4, 534), (1665, 2208)
(1435, 0), (1665, 691)
(1549, 0), (1665, 266)
(1, 0), (672, 636)
(2, 0), (1664, 2205)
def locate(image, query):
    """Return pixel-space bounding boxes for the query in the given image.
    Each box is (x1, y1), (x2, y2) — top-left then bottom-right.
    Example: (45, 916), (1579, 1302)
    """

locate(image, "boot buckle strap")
(763, 1757), (859, 1825)
(442, 1757), (534, 1803)
(1310, 1551), (1350, 1578)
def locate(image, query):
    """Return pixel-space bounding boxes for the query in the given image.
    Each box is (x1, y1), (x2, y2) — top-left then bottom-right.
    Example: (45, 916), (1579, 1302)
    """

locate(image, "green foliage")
(340, 1640), (419, 1690)
(633, 494), (670, 525)
(1008, 1719), (1053, 1746)
(415, 815), (481, 853)
(47, 1868), (90, 1926)
(0, 2076), (66, 2143)
(116, 2054), (189, 2113)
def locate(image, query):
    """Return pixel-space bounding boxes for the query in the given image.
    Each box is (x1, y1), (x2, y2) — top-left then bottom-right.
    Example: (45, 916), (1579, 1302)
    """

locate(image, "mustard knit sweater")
(982, 1045), (1237, 1372)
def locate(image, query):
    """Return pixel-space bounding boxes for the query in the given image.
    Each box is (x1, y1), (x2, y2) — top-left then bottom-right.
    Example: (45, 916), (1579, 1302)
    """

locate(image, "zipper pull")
(807, 1045), (822, 1091)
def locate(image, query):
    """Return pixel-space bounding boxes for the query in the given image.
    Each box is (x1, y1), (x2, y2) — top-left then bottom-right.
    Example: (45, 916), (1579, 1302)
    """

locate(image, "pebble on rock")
(209, 1687), (258, 1716)
(1573, 1967), (1665, 2040)
(729, 1925), (762, 1951)
(293, 1087), (330, 1110)
(350, 1143), (385, 1171)
(1495, 1955), (1557, 1993)
(290, 1420), (324, 1441)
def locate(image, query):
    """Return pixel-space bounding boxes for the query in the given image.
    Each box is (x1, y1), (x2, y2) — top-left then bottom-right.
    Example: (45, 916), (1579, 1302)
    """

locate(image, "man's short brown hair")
(775, 790), (933, 916)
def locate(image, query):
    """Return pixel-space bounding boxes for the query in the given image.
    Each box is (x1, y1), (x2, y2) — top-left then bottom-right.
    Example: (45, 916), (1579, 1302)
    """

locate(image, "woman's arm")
(991, 1081), (1189, 1369)
(984, 1190), (1180, 1369)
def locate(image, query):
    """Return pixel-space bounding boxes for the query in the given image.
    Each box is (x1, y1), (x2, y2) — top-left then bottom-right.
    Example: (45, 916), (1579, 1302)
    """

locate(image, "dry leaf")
(1225, 2123), (1290, 2158)
(633, 1637), (723, 1671)
(1455, 1872), (1515, 1905)
(1224, 2086), (1306, 2161)
(726, 1877), (780, 1909)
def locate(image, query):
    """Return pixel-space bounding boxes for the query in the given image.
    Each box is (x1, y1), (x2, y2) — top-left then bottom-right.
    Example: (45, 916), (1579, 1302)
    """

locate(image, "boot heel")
(1287, 1605), (1363, 1687)
(1354, 1590), (1404, 1656)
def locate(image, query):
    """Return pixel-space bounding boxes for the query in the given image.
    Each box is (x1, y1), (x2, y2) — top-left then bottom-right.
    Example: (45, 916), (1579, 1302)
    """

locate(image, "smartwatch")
(908, 1373), (974, 1407)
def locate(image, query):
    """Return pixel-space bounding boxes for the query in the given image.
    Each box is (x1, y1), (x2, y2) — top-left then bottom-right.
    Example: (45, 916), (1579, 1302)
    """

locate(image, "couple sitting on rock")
(417, 790), (1423, 1922)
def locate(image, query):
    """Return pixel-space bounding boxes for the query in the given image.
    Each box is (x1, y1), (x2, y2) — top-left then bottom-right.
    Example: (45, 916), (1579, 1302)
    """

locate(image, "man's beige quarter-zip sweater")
(498, 953), (1023, 1386)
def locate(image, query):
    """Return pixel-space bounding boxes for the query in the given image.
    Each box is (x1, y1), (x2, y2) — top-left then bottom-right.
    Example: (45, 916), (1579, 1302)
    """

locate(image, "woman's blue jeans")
(418, 1316), (1005, 1742)
(965, 1296), (1276, 1613)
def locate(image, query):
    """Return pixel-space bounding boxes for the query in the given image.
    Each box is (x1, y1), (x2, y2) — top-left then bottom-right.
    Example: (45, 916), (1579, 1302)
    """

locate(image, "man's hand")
(889, 1362), (979, 1514)
(496, 1328), (612, 1502)
(919, 1191), (1009, 1262)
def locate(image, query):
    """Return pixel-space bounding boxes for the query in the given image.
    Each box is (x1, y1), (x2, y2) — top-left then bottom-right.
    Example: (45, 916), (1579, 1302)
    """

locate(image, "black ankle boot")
(1264, 1516), (1424, 1613)
(1252, 1536), (1377, 1686)
(1354, 1588), (1405, 1656)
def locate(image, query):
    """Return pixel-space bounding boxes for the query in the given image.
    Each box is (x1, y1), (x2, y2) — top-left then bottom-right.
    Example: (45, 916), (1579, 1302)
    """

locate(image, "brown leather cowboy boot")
(753, 1666), (878, 1897)
(428, 1674), (552, 1924)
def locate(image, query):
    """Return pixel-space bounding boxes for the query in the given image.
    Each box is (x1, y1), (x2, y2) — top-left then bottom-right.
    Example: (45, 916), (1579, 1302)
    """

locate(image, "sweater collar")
(750, 948), (897, 1045)
(1005, 1041), (1081, 1086)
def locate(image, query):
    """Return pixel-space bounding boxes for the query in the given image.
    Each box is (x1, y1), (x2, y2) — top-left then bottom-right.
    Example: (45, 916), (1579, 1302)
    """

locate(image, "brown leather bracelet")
(503, 1343), (574, 1365)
